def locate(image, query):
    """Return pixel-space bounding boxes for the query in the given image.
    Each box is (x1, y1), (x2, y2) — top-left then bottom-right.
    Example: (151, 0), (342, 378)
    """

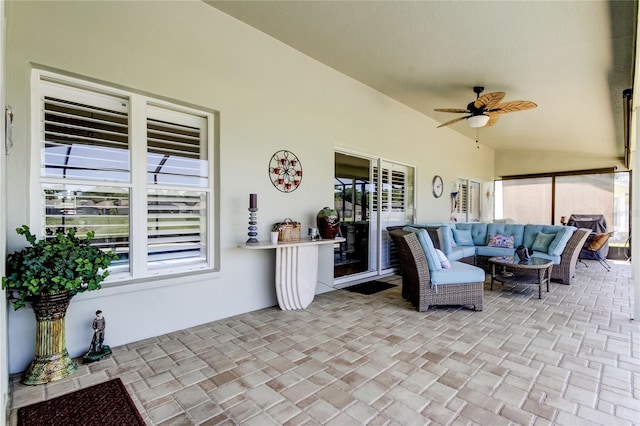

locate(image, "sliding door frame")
(334, 148), (416, 286)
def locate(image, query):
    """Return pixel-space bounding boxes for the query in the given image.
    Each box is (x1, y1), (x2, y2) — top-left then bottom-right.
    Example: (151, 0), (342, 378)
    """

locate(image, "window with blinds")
(36, 71), (214, 280)
(42, 85), (130, 182)
(456, 183), (469, 214)
(146, 107), (208, 268)
(372, 166), (406, 212)
(455, 179), (481, 222)
(373, 161), (413, 271)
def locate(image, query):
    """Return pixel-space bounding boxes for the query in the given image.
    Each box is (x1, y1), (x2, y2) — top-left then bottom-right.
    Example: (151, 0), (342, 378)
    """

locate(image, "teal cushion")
(529, 251), (561, 264)
(476, 246), (515, 257)
(441, 225), (454, 255)
(547, 226), (576, 256)
(461, 223), (489, 245)
(532, 232), (556, 253)
(524, 225), (575, 255)
(402, 226), (442, 272)
(430, 261), (485, 285)
(487, 223), (525, 247)
(523, 225), (544, 248)
(447, 246), (476, 261)
(452, 228), (474, 246)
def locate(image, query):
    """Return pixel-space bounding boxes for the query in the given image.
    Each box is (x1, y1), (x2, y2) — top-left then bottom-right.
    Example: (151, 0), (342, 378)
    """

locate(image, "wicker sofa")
(388, 228), (484, 312)
(403, 223), (590, 285)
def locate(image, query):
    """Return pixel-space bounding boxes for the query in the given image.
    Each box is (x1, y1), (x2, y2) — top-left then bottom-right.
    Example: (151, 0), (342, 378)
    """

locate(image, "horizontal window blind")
(42, 84), (130, 182)
(390, 169), (406, 212)
(147, 106), (208, 188)
(457, 184), (469, 214)
(147, 191), (206, 266)
(373, 166), (406, 212)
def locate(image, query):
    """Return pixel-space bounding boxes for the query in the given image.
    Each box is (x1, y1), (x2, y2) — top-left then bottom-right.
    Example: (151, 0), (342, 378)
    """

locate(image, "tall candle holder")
(246, 207), (259, 245)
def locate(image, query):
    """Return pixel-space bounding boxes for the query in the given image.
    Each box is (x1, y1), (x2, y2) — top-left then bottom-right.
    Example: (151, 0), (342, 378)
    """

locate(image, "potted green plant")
(2, 225), (117, 385)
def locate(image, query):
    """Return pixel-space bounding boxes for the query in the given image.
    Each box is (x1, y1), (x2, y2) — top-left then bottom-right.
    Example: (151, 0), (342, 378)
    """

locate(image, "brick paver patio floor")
(8, 259), (639, 425)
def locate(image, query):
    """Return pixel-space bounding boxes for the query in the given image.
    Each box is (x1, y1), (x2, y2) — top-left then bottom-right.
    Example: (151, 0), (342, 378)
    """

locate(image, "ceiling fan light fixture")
(467, 114), (490, 128)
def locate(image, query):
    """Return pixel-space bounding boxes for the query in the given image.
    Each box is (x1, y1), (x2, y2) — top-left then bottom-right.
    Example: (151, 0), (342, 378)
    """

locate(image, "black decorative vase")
(515, 245), (531, 262)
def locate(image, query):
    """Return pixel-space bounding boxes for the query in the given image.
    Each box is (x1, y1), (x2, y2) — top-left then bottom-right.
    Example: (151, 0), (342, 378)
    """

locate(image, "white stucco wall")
(4, 1), (494, 373)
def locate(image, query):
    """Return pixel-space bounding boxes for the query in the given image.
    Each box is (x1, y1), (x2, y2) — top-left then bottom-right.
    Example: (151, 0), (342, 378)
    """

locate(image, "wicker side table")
(489, 256), (553, 299)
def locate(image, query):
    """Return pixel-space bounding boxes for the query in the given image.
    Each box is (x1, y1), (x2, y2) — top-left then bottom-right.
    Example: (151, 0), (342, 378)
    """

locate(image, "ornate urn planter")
(22, 291), (77, 385)
(2, 225), (117, 385)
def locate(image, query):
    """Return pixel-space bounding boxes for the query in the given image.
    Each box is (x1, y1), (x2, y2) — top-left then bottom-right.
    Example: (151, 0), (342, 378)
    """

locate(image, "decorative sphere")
(317, 207), (340, 239)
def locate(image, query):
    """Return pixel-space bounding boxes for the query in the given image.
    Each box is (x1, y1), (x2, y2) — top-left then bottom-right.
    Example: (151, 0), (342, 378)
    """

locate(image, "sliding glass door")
(334, 154), (370, 278)
(334, 152), (414, 281)
(375, 161), (414, 271)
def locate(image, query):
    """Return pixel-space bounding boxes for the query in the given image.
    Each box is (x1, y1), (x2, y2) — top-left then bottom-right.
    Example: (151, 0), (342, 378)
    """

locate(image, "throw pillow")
(402, 226), (442, 272)
(441, 226), (455, 254)
(547, 227), (574, 255)
(452, 228), (474, 246)
(532, 232), (556, 253)
(487, 234), (515, 248)
(435, 249), (451, 269)
(587, 232), (610, 251)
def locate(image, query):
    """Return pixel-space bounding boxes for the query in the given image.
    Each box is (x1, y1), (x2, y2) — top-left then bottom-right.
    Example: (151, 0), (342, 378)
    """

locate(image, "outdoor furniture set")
(388, 223), (591, 311)
(406, 222), (591, 284)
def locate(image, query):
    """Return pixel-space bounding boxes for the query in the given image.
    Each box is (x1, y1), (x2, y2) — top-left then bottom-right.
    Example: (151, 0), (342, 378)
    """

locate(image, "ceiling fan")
(435, 86), (537, 128)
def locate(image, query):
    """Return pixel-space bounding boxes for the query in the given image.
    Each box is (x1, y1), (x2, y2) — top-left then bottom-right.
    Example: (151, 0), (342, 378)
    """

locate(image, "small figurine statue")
(83, 309), (112, 363)
(91, 310), (105, 353)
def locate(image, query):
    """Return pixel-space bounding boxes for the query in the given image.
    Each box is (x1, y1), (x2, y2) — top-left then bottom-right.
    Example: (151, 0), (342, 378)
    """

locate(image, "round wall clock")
(269, 150), (302, 192)
(432, 175), (444, 198)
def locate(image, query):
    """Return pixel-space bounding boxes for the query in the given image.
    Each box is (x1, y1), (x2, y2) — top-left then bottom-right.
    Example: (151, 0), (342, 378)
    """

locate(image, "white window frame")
(455, 178), (481, 222)
(30, 69), (216, 283)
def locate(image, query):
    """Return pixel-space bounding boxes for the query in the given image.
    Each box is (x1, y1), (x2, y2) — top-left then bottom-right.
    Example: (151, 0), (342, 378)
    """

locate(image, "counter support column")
(276, 244), (318, 310)
(240, 238), (345, 310)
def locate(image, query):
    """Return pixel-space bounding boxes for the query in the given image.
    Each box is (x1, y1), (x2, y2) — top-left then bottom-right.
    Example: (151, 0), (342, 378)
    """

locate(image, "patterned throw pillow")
(435, 249), (451, 269)
(487, 234), (515, 248)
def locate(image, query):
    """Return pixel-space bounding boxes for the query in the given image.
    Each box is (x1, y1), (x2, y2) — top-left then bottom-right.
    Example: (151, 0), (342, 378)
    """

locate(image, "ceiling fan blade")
(491, 100), (537, 114)
(434, 108), (470, 113)
(437, 116), (469, 128)
(485, 112), (500, 127)
(474, 92), (505, 110)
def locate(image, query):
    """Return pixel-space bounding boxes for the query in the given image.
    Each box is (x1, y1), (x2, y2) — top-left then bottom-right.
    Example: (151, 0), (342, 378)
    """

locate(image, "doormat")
(17, 378), (145, 426)
(343, 281), (397, 295)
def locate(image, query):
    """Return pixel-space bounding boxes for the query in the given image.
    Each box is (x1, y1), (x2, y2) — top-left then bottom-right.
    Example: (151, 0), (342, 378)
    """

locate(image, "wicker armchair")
(552, 228), (591, 284)
(388, 229), (483, 312)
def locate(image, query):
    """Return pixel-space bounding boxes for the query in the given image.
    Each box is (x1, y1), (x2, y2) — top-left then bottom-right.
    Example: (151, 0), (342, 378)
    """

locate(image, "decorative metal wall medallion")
(269, 150), (302, 192)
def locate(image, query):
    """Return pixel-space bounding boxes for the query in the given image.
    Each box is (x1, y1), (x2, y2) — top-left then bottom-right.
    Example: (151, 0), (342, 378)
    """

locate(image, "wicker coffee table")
(489, 256), (553, 299)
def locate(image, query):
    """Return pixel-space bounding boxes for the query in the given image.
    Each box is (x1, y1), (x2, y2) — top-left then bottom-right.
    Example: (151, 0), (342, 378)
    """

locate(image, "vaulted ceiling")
(207, 1), (637, 170)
